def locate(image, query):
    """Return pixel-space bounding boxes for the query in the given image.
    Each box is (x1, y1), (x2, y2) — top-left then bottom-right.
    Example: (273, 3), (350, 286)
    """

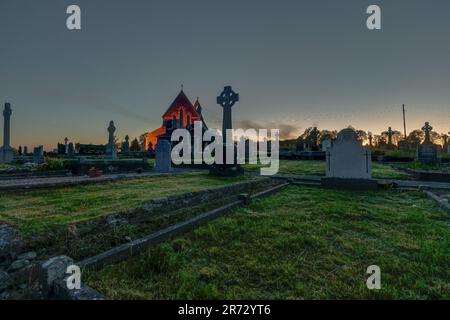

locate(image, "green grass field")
(0, 173), (255, 235)
(244, 160), (410, 180)
(85, 186), (450, 299)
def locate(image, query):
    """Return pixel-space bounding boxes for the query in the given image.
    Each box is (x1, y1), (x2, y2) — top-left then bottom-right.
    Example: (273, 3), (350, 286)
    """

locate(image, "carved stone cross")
(422, 122), (433, 144)
(217, 86), (239, 142)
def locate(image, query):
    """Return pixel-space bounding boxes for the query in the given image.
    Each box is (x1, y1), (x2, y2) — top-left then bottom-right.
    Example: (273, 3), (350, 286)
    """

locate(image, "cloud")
(235, 120), (301, 140)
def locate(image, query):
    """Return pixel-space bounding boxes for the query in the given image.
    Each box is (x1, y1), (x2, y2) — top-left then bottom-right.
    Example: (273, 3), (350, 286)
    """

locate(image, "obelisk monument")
(0, 103), (13, 163)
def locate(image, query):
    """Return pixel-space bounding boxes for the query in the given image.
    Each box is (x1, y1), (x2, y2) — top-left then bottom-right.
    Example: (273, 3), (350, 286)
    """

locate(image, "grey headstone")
(67, 143), (74, 157)
(122, 135), (130, 154)
(321, 139), (332, 152)
(154, 139), (172, 173)
(326, 128), (372, 179)
(105, 120), (117, 160)
(33, 146), (44, 164)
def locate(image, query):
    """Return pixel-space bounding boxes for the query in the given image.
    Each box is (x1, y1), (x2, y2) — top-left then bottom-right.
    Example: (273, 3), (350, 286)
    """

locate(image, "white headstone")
(326, 128), (372, 179)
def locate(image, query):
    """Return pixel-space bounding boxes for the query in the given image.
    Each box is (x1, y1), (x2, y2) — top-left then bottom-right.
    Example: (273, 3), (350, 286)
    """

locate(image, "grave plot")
(84, 185), (450, 300)
(0, 172), (284, 299)
(243, 160), (411, 180)
(0, 172), (257, 236)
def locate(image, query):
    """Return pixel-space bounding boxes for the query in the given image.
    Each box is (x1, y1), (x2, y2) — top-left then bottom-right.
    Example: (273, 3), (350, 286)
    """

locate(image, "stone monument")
(321, 138), (332, 152)
(154, 139), (172, 173)
(33, 146), (44, 164)
(322, 128), (376, 190)
(386, 127), (396, 149)
(105, 121), (117, 160)
(210, 86), (244, 176)
(0, 103), (14, 163)
(122, 135), (130, 154)
(67, 143), (74, 158)
(416, 122), (438, 164)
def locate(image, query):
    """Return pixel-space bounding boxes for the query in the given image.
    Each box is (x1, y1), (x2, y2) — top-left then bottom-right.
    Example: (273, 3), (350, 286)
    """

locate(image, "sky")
(0, 0), (449, 150)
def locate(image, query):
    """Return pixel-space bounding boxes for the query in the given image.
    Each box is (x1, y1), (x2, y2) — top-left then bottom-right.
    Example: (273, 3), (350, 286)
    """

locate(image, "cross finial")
(181, 84), (184, 91)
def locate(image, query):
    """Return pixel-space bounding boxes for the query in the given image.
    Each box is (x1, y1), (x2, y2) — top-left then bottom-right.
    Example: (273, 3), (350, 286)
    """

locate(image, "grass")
(243, 160), (410, 180)
(398, 161), (450, 174)
(0, 172), (255, 235)
(85, 186), (450, 300)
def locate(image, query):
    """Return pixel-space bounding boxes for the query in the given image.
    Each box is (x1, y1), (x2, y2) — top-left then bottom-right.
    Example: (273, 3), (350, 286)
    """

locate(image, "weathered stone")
(8, 259), (30, 272)
(17, 251), (37, 261)
(154, 139), (172, 173)
(39, 255), (74, 296)
(326, 128), (372, 179)
(53, 278), (104, 300)
(0, 271), (13, 291)
(0, 224), (15, 258)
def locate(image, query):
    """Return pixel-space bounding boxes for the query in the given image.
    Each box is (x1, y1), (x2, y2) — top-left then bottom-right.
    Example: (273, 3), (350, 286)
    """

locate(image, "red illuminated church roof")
(162, 90), (201, 119)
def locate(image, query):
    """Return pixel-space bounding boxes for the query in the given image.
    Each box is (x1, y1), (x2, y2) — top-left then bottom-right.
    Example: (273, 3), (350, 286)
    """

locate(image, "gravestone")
(67, 143), (74, 157)
(105, 121), (117, 160)
(0, 103), (14, 163)
(386, 127), (396, 149)
(322, 128), (376, 190)
(309, 127), (320, 151)
(210, 86), (244, 177)
(446, 132), (450, 154)
(321, 139), (331, 151)
(416, 122), (438, 164)
(154, 139), (172, 173)
(33, 146), (44, 164)
(64, 137), (69, 154)
(122, 135), (130, 154)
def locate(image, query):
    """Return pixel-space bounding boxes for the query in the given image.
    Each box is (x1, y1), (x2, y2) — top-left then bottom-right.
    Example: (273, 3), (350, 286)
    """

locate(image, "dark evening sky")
(0, 0), (449, 150)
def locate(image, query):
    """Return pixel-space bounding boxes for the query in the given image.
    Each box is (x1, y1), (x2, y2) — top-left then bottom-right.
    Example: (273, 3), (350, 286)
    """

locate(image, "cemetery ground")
(244, 159), (411, 180)
(0, 172), (258, 236)
(1, 159), (449, 299)
(84, 185), (450, 299)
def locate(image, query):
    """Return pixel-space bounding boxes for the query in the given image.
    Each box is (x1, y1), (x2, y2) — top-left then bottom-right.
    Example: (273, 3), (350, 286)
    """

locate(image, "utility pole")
(402, 104), (407, 139)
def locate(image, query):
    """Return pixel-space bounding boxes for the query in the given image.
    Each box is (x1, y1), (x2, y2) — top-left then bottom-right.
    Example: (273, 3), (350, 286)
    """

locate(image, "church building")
(143, 89), (207, 151)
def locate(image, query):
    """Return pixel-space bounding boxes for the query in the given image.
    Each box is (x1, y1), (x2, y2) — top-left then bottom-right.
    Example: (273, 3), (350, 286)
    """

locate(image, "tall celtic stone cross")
(387, 127), (393, 145)
(422, 122), (432, 144)
(3, 103), (12, 148)
(217, 86), (239, 144)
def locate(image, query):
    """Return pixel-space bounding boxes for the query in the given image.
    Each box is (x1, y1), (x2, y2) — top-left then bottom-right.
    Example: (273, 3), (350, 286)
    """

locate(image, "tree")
(356, 130), (368, 144)
(130, 138), (140, 151)
(406, 129), (423, 148)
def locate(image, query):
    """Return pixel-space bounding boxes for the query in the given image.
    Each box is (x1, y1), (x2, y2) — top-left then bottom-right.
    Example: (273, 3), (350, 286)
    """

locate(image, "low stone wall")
(423, 190), (450, 214)
(0, 177), (276, 299)
(402, 168), (450, 182)
(78, 182), (290, 272)
(66, 159), (151, 175)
